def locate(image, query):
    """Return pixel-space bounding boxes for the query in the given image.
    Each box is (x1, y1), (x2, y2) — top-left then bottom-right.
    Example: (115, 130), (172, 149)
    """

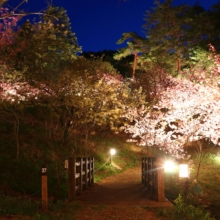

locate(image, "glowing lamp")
(216, 153), (220, 162)
(179, 164), (189, 178)
(110, 148), (116, 164)
(110, 148), (116, 156)
(164, 160), (176, 172)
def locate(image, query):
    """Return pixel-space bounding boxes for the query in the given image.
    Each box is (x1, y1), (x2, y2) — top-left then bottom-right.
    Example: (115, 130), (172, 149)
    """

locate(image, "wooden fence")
(68, 157), (94, 201)
(142, 157), (165, 202)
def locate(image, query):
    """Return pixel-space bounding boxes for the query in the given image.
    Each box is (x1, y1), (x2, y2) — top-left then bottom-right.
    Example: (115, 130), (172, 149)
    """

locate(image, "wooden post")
(41, 165), (48, 212)
(79, 158), (83, 194)
(88, 157), (92, 186)
(146, 158), (149, 188)
(153, 157), (157, 194)
(84, 158), (88, 190)
(148, 157), (153, 190)
(91, 158), (94, 185)
(87, 158), (92, 185)
(142, 158), (144, 184)
(68, 157), (76, 201)
(145, 158), (148, 187)
(157, 158), (166, 202)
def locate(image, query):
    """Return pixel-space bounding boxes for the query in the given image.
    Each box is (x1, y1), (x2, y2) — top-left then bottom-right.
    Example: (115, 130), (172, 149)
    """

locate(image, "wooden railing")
(68, 157), (94, 201)
(142, 157), (165, 202)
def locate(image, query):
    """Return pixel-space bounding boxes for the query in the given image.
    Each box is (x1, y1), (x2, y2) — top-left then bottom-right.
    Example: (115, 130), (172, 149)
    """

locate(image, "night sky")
(9, 0), (220, 52)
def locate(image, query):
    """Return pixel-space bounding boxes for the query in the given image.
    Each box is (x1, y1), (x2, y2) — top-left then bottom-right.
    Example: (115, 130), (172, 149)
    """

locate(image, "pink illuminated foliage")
(123, 46), (220, 159)
(0, 7), (24, 70)
(0, 7), (19, 49)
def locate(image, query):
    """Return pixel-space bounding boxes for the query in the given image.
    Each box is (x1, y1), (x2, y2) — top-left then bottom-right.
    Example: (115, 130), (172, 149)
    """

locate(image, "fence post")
(148, 157), (153, 190)
(79, 157), (83, 194)
(156, 158), (166, 202)
(84, 157), (88, 190)
(142, 158), (144, 184)
(152, 157), (157, 196)
(142, 158), (148, 186)
(68, 157), (76, 201)
(41, 165), (48, 212)
(91, 157), (94, 185)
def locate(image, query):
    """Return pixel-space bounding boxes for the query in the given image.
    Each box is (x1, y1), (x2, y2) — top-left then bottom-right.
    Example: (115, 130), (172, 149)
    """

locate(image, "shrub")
(172, 194), (215, 220)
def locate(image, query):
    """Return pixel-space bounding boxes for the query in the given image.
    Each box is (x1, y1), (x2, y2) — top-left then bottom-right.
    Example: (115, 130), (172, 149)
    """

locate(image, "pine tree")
(114, 32), (148, 79)
(143, 0), (192, 74)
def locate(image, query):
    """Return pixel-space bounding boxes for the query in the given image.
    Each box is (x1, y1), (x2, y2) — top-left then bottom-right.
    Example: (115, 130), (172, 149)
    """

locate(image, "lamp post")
(179, 164), (189, 199)
(110, 148), (116, 164)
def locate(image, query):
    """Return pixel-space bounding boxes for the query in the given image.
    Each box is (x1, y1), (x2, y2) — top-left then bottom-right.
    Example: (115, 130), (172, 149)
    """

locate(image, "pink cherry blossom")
(122, 48), (220, 159)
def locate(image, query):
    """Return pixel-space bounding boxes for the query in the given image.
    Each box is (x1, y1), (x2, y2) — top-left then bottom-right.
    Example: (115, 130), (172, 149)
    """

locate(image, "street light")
(110, 148), (116, 164)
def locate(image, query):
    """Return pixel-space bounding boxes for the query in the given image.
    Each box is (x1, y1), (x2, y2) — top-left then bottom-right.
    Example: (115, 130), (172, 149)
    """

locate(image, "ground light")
(179, 164), (189, 178)
(179, 164), (189, 199)
(110, 148), (116, 164)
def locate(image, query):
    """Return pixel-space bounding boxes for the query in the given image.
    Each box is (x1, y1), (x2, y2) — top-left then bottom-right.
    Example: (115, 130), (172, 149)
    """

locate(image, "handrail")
(68, 157), (94, 201)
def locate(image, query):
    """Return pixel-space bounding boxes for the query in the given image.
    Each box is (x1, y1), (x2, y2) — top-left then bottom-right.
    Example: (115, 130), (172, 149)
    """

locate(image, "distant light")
(179, 164), (189, 178)
(164, 160), (176, 172)
(216, 152), (220, 161)
(110, 148), (116, 156)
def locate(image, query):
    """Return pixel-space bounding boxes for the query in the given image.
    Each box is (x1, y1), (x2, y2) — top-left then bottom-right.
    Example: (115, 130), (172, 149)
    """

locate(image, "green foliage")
(115, 0), (220, 78)
(46, 57), (146, 134)
(189, 150), (220, 217)
(164, 146), (220, 219)
(82, 50), (134, 78)
(0, 195), (81, 219)
(0, 195), (40, 216)
(181, 47), (215, 81)
(0, 40), (146, 204)
(114, 32), (149, 79)
(14, 5), (81, 83)
(172, 194), (215, 220)
(143, 0), (193, 73)
(114, 32), (147, 60)
(94, 144), (140, 182)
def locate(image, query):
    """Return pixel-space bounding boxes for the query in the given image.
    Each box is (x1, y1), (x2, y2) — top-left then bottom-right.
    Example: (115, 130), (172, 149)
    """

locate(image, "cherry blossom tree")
(122, 48), (220, 159)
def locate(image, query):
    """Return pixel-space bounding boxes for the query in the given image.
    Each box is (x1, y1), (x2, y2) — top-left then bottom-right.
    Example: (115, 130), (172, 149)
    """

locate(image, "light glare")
(110, 148), (116, 156)
(164, 160), (176, 172)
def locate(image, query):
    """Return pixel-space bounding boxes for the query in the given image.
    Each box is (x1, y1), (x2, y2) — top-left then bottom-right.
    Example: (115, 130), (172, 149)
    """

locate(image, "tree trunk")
(177, 58), (181, 73)
(132, 53), (138, 80)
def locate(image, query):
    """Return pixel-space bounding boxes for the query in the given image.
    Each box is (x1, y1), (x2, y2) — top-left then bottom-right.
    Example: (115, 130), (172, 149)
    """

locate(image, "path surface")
(78, 164), (172, 206)
(75, 165), (172, 220)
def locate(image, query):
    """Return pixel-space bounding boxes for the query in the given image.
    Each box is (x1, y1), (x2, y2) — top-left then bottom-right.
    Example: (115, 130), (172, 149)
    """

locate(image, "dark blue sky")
(9, 0), (220, 52)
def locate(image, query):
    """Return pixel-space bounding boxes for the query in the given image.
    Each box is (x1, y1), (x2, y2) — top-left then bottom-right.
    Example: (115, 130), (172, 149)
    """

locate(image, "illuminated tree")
(41, 58), (146, 139)
(122, 47), (220, 159)
(1, 57), (146, 151)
